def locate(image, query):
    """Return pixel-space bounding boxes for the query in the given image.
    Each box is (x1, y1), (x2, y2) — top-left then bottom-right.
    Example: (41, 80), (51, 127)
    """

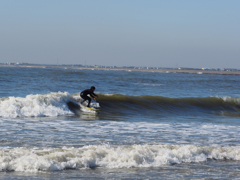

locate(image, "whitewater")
(0, 66), (240, 179)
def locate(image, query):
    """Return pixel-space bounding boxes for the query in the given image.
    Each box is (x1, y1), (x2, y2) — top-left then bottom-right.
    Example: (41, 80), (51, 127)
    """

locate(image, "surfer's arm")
(90, 93), (98, 101)
(90, 93), (98, 98)
(90, 92), (98, 98)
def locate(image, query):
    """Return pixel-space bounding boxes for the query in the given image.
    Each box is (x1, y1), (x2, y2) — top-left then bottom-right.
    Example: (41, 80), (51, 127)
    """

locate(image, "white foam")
(0, 92), (73, 118)
(1, 144), (240, 172)
(221, 96), (240, 104)
(103, 93), (114, 96)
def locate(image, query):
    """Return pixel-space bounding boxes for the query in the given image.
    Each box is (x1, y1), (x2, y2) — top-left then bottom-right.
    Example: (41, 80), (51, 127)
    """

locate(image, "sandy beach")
(1, 64), (240, 75)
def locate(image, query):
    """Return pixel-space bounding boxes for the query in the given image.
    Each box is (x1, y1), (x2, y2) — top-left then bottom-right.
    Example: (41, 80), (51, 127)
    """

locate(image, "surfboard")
(79, 103), (101, 111)
(83, 106), (101, 111)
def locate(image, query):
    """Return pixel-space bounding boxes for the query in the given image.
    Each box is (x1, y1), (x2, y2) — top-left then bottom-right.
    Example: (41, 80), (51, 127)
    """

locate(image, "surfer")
(80, 86), (99, 107)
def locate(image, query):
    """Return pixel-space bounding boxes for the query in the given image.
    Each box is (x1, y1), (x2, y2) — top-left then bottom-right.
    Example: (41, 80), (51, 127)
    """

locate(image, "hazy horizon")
(1, 0), (240, 69)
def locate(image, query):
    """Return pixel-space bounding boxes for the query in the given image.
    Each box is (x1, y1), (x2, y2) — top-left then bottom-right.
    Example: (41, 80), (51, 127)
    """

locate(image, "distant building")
(202, 68), (212, 70)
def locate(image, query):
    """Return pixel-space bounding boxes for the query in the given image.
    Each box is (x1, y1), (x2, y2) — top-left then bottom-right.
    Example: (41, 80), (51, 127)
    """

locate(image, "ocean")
(0, 66), (240, 179)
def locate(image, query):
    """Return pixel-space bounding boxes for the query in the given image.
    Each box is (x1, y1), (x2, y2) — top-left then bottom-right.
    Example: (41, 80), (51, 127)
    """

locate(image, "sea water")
(0, 67), (240, 179)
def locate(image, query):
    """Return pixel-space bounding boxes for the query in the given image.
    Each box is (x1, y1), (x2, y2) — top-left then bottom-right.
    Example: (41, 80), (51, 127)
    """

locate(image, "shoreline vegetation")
(1, 64), (240, 75)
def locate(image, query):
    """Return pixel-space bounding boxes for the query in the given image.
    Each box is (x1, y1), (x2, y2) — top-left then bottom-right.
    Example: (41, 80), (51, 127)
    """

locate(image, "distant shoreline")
(1, 64), (240, 75)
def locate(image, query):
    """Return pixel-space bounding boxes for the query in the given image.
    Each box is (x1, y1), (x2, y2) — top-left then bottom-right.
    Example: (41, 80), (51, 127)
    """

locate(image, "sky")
(0, 0), (240, 69)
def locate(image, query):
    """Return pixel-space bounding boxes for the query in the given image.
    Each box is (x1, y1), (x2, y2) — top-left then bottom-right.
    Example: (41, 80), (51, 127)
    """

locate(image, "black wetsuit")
(80, 89), (97, 107)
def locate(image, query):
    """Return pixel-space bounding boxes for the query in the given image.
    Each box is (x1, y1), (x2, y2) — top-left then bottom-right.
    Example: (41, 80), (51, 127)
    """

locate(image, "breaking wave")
(0, 92), (72, 118)
(1, 92), (240, 118)
(1, 144), (240, 172)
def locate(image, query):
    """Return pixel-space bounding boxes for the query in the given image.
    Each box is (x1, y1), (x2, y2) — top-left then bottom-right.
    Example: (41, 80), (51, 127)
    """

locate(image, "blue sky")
(1, 0), (240, 68)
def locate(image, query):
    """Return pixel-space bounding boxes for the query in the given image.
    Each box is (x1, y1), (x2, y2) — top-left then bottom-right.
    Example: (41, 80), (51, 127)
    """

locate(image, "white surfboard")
(79, 103), (101, 111)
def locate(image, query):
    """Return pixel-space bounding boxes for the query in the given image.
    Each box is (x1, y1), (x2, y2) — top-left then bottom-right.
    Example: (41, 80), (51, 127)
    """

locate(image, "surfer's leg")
(87, 97), (91, 107)
(80, 94), (87, 104)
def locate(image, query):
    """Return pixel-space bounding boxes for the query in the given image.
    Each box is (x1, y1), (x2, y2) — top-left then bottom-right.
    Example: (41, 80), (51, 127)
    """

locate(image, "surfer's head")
(90, 86), (95, 91)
